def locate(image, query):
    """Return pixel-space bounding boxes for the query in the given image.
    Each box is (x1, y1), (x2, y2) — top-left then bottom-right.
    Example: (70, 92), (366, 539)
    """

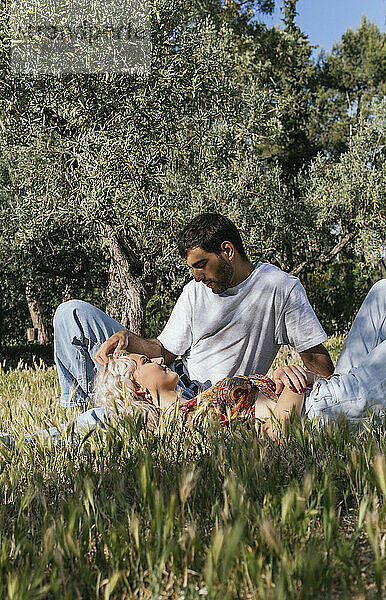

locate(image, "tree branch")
(290, 232), (356, 276)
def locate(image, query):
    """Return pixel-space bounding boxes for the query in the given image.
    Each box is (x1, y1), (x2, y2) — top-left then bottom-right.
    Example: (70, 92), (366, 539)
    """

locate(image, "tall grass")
(0, 338), (384, 599)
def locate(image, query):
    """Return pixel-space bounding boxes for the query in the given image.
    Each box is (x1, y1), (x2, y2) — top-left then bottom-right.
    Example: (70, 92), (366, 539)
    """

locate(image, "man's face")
(186, 246), (234, 294)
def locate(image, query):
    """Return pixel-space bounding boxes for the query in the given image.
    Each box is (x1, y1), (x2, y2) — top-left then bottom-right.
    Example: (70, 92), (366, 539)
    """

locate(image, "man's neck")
(232, 259), (255, 287)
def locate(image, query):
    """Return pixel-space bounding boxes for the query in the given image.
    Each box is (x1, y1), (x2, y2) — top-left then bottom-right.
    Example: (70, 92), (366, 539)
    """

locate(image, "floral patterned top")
(180, 374), (278, 423)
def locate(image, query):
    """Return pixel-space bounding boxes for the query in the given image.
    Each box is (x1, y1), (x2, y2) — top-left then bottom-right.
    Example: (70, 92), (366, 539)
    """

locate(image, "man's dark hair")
(177, 213), (248, 260)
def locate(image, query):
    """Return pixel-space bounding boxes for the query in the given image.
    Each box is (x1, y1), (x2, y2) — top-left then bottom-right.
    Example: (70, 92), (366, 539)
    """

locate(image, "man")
(54, 213), (333, 406)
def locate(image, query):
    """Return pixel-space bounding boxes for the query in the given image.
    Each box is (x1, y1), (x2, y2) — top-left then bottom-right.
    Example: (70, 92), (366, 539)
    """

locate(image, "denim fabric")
(335, 279), (386, 374)
(0, 407), (109, 447)
(305, 280), (386, 425)
(54, 300), (198, 407)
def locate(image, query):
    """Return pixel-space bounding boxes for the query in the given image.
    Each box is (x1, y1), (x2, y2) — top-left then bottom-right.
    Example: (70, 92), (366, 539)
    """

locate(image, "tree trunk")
(106, 244), (148, 334)
(101, 225), (154, 335)
(25, 284), (50, 344)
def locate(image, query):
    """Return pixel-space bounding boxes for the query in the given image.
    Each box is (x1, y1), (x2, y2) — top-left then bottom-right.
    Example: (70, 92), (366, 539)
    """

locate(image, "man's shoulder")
(252, 263), (300, 291)
(172, 279), (200, 309)
(182, 279), (196, 292)
(180, 278), (213, 299)
(180, 279), (197, 299)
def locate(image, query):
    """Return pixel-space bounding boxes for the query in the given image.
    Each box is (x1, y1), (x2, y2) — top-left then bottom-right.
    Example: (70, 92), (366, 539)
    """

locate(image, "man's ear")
(220, 241), (235, 261)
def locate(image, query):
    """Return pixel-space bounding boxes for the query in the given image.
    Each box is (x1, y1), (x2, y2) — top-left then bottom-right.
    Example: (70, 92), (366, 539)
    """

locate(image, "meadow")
(0, 337), (384, 599)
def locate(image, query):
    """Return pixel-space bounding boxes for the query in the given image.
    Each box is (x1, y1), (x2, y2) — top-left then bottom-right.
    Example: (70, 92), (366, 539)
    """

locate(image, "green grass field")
(0, 338), (384, 599)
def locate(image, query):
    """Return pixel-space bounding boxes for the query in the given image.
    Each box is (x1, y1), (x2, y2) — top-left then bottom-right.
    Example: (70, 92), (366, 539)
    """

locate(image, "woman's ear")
(137, 387), (154, 402)
(134, 381), (147, 394)
(133, 381), (150, 396)
(133, 379), (153, 402)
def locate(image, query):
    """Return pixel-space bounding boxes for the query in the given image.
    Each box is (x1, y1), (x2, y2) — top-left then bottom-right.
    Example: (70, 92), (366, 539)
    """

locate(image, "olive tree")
(1, 0), (280, 335)
(2, 0), (382, 343)
(303, 99), (384, 265)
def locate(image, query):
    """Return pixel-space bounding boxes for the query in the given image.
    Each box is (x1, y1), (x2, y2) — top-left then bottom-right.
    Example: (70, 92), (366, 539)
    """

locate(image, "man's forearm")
(125, 332), (165, 359)
(300, 344), (334, 377)
(94, 329), (177, 367)
(124, 332), (176, 364)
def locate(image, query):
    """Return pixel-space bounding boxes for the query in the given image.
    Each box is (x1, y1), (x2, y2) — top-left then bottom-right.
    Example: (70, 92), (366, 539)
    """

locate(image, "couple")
(50, 213), (385, 438)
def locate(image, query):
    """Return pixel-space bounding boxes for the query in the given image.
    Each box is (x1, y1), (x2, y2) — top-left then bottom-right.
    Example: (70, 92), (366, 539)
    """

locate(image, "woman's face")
(129, 354), (179, 393)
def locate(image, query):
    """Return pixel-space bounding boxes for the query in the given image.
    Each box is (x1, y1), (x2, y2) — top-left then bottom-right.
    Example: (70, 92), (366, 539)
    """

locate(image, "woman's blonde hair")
(93, 353), (160, 429)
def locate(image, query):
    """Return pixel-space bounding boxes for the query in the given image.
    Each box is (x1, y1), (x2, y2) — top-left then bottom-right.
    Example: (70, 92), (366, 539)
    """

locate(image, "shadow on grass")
(0, 344), (54, 371)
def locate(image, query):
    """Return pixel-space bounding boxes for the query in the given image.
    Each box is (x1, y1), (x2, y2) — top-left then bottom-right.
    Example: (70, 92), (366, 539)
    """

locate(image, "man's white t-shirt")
(157, 263), (328, 387)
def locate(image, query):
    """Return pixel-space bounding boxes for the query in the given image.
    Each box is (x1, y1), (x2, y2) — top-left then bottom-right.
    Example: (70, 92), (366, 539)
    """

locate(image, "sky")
(260, 0), (385, 55)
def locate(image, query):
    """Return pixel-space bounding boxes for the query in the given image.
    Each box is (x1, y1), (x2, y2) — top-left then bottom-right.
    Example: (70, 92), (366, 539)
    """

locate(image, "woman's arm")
(264, 387), (305, 440)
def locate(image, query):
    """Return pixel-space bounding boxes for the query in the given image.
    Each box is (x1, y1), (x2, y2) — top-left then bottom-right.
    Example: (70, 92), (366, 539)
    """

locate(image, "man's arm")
(299, 343), (334, 377)
(274, 277), (333, 392)
(94, 330), (177, 366)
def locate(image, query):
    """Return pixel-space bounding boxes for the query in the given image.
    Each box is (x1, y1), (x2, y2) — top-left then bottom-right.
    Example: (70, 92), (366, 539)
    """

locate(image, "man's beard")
(212, 255), (234, 293)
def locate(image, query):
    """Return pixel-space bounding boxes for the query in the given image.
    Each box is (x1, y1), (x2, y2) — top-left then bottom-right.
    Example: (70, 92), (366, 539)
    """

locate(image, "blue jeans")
(305, 279), (386, 425)
(53, 300), (197, 407)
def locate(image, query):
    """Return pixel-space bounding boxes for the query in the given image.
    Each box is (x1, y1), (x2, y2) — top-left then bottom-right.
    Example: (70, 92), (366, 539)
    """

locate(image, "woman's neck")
(149, 389), (179, 411)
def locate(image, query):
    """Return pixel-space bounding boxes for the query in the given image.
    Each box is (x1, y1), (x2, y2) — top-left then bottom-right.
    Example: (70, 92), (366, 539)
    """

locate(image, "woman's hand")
(94, 330), (129, 366)
(272, 365), (308, 395)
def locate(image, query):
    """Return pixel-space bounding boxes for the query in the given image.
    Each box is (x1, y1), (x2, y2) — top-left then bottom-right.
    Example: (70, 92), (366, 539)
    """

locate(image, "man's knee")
(367, 279), (386, 304)
(53, 299), (91, 329)
(370, 279), (386, 294)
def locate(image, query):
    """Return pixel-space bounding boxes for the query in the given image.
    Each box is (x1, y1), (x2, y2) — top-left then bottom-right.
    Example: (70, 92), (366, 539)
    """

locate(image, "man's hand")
(272, 365), (308, 395)
(94, 330), (129, 366)
(94, 331), (177, 367)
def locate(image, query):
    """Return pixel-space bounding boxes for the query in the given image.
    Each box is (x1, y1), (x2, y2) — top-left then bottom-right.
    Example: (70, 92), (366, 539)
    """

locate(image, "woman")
(0, 352), (304, 446)
(91, 352), (296, 433)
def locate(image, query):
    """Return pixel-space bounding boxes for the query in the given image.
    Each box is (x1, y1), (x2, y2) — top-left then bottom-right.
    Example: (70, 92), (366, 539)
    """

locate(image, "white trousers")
(305, 279), (386, 425)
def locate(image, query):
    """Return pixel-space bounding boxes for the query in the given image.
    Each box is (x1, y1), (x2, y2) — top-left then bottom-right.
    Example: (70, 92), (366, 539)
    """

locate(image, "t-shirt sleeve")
(157, 286), (193, 356)
(276, 280), (328, 352)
